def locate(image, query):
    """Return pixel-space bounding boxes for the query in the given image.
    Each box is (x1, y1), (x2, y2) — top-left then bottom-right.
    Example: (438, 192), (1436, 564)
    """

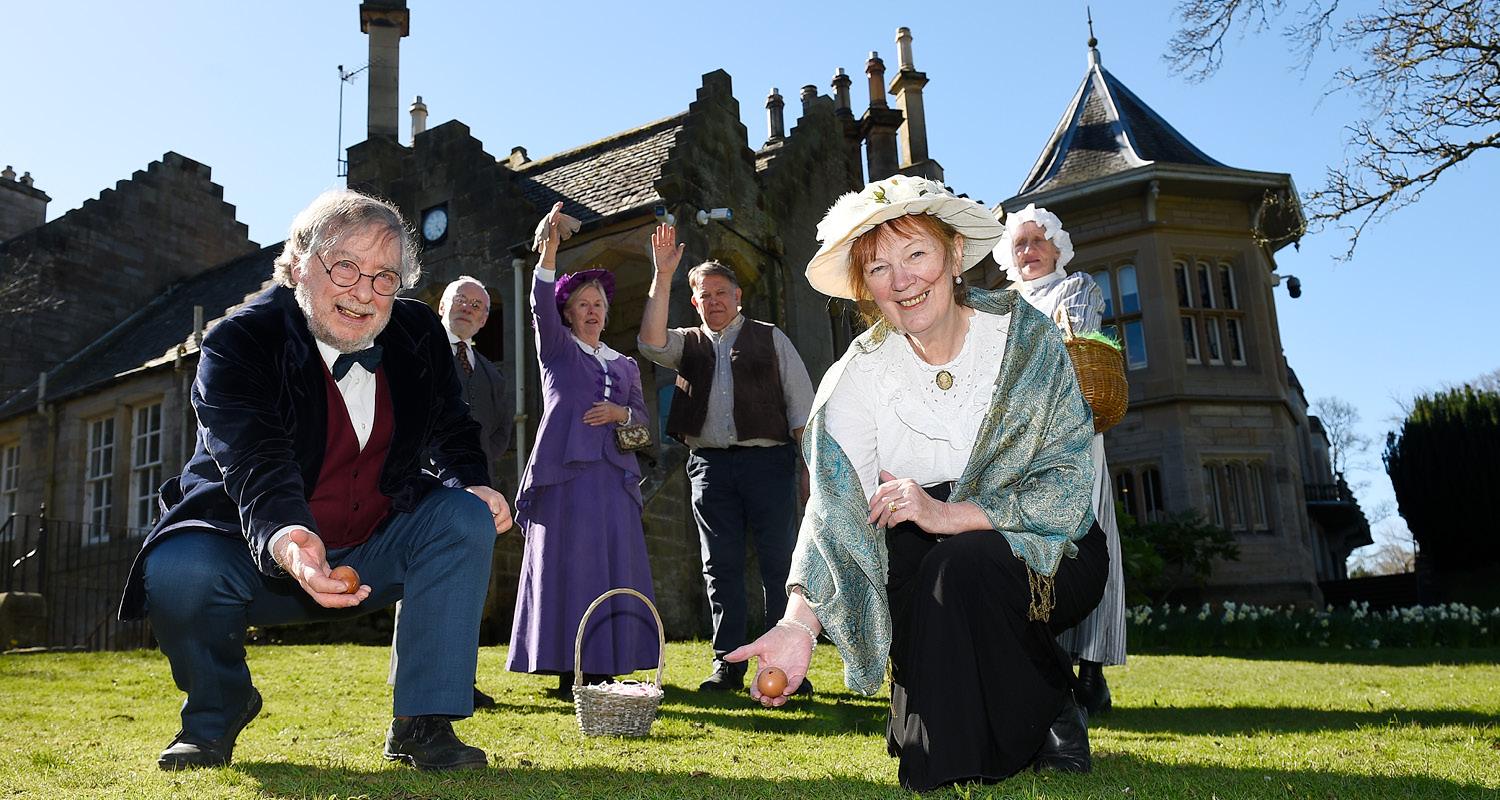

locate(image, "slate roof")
(514, 114), (685, 222)
(0, 244), (279, 420)
(1018, 46), (1226, 196)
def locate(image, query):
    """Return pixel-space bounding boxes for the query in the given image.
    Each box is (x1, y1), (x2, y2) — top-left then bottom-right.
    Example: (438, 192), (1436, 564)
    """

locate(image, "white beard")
(294, 281), (383, 353)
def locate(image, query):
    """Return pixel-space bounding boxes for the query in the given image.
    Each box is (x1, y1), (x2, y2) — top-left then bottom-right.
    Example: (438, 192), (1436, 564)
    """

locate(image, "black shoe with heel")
(1032, 694), (1092, 773)
(1076, 659), (1113, 716)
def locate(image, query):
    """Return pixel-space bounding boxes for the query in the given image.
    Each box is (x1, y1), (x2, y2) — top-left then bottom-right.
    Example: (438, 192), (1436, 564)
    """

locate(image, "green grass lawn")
(1, 643), (1496, 799)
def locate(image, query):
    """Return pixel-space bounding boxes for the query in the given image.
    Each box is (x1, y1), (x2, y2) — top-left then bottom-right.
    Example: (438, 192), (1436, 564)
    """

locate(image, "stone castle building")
(988, 39), (1370, 604)
(0, 5), (1366, 650)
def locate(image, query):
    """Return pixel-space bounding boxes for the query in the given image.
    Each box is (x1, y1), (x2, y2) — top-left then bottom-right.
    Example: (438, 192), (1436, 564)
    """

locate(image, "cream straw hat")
(806, 175), (1004, 300)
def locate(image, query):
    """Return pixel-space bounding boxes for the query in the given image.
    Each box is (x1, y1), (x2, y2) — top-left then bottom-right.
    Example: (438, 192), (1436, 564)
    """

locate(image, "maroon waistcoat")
(309, 366), (394, 550)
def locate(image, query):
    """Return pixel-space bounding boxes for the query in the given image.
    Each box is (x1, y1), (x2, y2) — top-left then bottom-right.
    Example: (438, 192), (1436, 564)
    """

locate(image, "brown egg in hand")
(756, 666), (788, 697)
(329, 565), (360, 594)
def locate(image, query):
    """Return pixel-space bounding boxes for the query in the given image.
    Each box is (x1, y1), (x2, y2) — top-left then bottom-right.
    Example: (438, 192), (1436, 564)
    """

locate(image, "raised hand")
(534, 202), (582, 263)
(651, 223), (685, 276)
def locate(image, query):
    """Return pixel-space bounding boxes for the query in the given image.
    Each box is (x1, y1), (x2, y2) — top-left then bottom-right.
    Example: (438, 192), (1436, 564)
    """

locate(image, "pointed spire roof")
(1017, 37), (1225, 196)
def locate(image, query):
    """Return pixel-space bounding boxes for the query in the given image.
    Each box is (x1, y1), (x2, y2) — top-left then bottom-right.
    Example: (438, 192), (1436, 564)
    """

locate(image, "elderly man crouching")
(118, 189), (511, 772)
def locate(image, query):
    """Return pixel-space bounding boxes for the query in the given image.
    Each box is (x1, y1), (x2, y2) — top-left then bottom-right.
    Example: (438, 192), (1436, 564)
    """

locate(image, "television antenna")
(336, 63), (369, 178)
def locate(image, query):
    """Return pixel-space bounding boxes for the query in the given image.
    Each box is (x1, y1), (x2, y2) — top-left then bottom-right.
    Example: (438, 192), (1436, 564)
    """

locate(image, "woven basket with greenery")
(1056, 310), (1128, 433)
(572, 588), (666, 737)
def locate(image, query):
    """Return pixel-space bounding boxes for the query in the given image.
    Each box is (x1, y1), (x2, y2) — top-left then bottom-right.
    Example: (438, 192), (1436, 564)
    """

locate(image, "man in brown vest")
(639, 223), (814, 693)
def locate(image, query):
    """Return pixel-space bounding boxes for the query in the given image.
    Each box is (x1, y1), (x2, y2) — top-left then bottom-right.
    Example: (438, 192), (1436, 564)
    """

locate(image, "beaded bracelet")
(776, 618), (819, 649)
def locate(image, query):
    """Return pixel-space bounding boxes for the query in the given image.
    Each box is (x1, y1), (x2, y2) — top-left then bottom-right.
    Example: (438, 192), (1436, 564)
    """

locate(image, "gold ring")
(887, 501), (899, 513)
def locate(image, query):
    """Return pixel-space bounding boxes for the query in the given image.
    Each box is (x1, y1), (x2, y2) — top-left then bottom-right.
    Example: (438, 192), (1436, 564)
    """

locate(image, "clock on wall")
(421, 204), (449, 245)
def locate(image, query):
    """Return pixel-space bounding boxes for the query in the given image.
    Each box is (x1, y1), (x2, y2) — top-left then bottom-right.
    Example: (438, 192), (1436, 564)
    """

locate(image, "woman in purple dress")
(506, 202), (658, 696)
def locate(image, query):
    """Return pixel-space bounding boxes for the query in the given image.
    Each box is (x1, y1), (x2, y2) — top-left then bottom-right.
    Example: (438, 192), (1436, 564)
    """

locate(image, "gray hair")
(560, 279), (610, 329)
(272, 189), (421, 290)
(440, 275), (488, 311)
(686, 260), (740, 292)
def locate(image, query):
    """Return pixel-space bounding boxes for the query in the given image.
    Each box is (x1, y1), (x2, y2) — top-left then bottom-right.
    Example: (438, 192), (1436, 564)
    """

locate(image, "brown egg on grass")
(329, 565), (360, 594)
(756, 666), (788, 697)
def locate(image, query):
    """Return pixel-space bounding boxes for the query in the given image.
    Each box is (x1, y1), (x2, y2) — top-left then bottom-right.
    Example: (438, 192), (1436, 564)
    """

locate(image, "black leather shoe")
(698, 662), (745, 692)
(157, 687), (262, 771)
(472, 685), (497, 709)
(384, 716), (487, 771)
(1076, 659), (1113, 716)
(1033, 694), (1092, 773)
(792, 676), (815, 697)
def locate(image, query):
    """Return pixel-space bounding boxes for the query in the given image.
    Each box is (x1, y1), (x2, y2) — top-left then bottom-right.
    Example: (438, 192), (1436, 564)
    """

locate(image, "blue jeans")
(687, 443), (799, 667)
(142, 487), (494, 740)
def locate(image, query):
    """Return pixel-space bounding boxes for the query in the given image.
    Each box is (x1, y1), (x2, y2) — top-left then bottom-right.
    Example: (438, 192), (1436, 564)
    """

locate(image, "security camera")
(695, 208), (733, 226)
(653, 205), (675, 226)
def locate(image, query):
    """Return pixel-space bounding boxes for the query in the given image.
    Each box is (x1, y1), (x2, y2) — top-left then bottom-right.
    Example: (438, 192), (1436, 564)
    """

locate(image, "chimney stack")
(860, 51), (902, 181)
(359, 1), (410, 142)
(765, 87), (785, 144)
(409, 95), (428, 143)
(888, 27), (943, 182)
(0, 165), (50, 240)
(799, 85), (818, 116)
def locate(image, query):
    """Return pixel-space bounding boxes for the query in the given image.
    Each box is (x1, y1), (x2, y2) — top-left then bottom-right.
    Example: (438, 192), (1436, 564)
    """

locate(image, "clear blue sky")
(6, 1), (1493, 566)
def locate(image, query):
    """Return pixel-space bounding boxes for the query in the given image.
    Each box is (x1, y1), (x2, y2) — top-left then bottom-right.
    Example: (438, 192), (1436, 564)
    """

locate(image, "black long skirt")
(885, 485), (1109, 792)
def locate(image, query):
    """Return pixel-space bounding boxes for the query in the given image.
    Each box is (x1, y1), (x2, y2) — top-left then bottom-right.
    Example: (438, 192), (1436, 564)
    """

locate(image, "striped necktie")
(455, 340), (474, 378)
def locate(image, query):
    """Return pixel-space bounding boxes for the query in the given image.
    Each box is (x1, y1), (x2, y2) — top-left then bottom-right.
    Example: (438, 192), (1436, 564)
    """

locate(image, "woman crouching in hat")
(506, 202), (658, 697)
(726, 177), (1108, 790)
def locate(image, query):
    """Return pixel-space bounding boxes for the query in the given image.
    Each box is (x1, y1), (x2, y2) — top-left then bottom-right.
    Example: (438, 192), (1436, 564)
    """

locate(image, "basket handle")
(573, 587), (667, 689)
(1053, 305), (1077, 339)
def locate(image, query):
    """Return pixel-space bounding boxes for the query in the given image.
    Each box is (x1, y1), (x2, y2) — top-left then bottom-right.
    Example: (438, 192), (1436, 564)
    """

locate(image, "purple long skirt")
(505, 460), (659, 677)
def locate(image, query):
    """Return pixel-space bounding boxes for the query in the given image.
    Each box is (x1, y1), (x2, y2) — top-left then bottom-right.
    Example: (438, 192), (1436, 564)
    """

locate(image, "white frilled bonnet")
(994, 203), (1075, 285)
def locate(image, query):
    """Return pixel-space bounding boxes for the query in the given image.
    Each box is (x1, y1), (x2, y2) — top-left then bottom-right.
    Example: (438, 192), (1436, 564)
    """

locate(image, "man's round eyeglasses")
(317, 252), (403, 296)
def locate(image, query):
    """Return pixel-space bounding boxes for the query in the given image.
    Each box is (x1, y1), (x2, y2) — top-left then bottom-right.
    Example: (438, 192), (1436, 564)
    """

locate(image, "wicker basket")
(572, 588), (666, 737)
(1057, 310), (1128, 433)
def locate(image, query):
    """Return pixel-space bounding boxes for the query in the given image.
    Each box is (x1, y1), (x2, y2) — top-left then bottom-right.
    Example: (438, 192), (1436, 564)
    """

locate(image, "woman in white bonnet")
(997, 202), (1127, 716)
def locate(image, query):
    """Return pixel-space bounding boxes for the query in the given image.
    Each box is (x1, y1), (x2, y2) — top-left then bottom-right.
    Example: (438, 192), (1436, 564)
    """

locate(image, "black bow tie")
(332, 345), (383, 380)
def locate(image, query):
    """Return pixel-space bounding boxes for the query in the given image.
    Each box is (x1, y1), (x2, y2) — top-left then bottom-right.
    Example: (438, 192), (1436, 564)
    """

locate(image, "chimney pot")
(831, 68), (852, 114)
(19, 172), (33, 187)
(409, 95), (428, 143)
(865, 52), (888, 109)
(508, 146), (530, 168)
(1, 165), (13, 181)
(765, 87), (786, 144)
(896, 27), (914, 70)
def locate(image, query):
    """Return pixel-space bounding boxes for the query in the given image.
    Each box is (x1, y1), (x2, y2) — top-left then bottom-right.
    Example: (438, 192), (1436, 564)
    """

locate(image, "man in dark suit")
(438, 276), (513, 483)
(388, 275), (515, 708)
(119, 190), (512, 772)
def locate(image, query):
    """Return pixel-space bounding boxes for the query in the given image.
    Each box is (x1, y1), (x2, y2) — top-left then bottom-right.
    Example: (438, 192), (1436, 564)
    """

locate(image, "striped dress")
(1016, 271), (1128, 666)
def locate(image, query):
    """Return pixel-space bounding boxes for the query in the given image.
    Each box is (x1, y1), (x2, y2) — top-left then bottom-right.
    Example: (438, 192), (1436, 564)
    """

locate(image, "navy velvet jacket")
(119, 285), (488, 620)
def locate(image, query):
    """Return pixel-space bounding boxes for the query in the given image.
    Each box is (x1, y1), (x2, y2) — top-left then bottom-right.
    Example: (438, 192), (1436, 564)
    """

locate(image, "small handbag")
(614, 421), (652, 453)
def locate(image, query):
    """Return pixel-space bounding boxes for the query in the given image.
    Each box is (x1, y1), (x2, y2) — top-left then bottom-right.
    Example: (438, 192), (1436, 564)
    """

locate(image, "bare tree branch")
(1168, 0), (1500, 257)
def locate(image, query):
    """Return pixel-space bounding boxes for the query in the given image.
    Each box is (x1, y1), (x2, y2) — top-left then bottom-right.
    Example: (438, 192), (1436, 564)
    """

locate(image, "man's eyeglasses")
(316, 252), (403, 296)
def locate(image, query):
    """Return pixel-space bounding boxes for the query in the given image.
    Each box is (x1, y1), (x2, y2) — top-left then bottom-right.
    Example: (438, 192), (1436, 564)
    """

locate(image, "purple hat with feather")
(555, 268), (616, 318)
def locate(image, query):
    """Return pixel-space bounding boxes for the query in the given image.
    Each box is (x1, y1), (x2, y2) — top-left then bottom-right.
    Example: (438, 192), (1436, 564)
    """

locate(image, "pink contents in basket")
(594, 681), (661, 698)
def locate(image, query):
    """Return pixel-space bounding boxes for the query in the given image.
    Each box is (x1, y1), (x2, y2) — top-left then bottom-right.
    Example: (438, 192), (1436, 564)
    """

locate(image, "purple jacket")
(515, 272), (649, 527)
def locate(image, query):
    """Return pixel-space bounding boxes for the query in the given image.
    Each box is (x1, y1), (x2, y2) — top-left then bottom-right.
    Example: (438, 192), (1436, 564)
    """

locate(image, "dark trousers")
(686, 442), (799, 666)
(142, 487), (495, 740)
(885, 484), (1109, 791)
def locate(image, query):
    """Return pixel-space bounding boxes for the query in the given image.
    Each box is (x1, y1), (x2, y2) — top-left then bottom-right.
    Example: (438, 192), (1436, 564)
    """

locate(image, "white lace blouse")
(822, 308), (1011, 502)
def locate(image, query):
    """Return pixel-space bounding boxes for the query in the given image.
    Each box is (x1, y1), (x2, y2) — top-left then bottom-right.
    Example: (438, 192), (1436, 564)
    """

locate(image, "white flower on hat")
(806, 175), (1005, 299)
(994, 203), (1075, 285)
